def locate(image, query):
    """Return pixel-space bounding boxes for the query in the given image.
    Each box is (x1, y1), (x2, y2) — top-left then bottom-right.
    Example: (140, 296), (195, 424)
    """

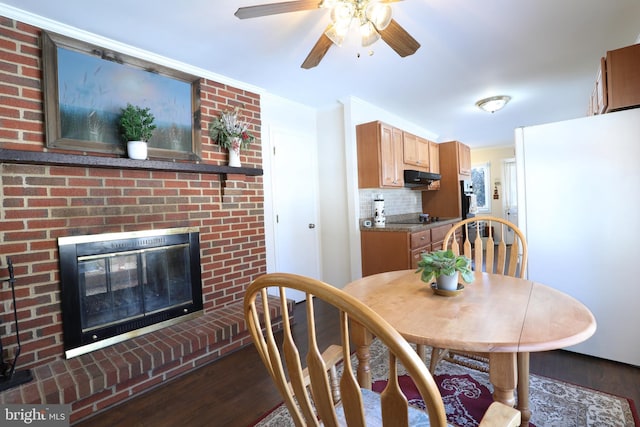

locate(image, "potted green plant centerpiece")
(119, 103), (156, 160)
(416, 249), (474, 292)
(209, 106), (255, 167)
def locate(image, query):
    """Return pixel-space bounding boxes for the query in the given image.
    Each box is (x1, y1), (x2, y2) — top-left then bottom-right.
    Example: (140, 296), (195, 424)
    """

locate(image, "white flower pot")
(228, 137), (242, 167)
(436, 272), (459, 291)
(228, 147), (241, 167)
(127, 140), (147, 160)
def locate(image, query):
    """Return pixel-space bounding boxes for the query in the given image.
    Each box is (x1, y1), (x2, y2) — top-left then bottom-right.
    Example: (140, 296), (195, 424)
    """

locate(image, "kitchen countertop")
(360, 217), (461, 232)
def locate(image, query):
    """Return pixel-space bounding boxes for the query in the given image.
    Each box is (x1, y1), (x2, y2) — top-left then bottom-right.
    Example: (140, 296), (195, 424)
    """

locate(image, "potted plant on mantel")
(119, 103), (156, 160)
(209, 106), (255, 167)
(416, 249), (474, 292)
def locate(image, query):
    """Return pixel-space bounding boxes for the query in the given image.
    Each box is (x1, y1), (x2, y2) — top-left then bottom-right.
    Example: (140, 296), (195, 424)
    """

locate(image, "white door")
(270, 127), (321, 302)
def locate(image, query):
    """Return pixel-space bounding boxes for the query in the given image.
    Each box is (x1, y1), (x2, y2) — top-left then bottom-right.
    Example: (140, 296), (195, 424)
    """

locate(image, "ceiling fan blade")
(379, 19), (420, 57)
(301, 31), (333, 69)
(235, 0), (321, 19)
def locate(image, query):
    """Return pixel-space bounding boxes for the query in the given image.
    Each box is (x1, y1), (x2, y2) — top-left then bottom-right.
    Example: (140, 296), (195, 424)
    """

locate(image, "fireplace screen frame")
(58, 227), (203, 358)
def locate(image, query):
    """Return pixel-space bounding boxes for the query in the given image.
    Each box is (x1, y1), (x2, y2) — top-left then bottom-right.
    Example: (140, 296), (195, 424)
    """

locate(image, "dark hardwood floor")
(75, 300), (639, 427)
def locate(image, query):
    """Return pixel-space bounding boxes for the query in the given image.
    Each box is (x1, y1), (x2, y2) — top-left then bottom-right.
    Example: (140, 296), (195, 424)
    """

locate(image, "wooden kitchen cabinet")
(458, 143), (471, 176)
(403, 132), (431, 172)
(361, 223), (455, 276)
(357, 121), (404, 188)
(361, 230), (413, 276)
(429, 141), (440, 174)
(361, 229), (432, 276)
(606, 44), (640, 112)
(421, 141), (469, 218)
(410, 229), (431, 268)
(589, 43), (640, 115)
(430, 223), (452, 252)
(438, 141), (470, 178)
(431, 140), (470, 178)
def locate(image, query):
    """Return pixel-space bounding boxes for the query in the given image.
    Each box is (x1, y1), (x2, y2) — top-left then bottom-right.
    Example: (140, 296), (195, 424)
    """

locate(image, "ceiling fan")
(235, 0), (420, 69)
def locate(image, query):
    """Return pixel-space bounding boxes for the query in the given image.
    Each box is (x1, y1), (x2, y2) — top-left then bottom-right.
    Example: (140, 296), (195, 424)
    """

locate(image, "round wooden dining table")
(343, 269), (596, 427)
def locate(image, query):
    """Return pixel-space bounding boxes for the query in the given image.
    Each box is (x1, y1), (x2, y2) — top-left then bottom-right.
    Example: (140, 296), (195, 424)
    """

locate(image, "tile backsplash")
(359, 188), (423, 219)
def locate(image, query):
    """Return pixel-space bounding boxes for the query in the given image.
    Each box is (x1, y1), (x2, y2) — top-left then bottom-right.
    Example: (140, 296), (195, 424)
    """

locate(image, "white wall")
(316, 106), (351, 287)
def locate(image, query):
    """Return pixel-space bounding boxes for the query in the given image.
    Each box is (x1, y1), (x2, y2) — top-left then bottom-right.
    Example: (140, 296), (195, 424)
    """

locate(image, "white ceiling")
(3, 0), (640, 148)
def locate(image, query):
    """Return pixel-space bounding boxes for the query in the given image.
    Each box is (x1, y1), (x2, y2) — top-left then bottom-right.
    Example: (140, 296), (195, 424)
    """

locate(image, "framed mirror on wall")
(41, 31), (202, 161)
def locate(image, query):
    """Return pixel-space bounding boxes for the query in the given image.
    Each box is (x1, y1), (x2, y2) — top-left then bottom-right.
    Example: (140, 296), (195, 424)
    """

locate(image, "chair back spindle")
(443, 216), (527, 279)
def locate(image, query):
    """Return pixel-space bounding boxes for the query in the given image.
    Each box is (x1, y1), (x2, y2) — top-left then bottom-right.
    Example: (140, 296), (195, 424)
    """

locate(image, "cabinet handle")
(308, 223), (316, 229)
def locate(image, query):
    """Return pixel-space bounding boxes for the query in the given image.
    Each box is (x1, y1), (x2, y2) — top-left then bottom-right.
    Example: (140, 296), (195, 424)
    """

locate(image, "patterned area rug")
(253, 340), (638, 427)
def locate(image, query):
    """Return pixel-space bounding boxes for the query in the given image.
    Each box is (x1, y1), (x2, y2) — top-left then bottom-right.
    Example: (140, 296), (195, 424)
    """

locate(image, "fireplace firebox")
(58, 227), (203, 358)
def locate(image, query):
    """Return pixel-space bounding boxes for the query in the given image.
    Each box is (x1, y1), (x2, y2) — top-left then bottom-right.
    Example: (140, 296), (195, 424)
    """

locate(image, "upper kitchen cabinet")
(458, 142), (471, 176)
(402, 132), (431, 172)
(606, 44), (640, 111)
(421, 141), (469, 218)
(439, 140), (470, 177)
(429, 141), (440, 174)
(357, 121), (404, 188)
(589, 43), (640, 115)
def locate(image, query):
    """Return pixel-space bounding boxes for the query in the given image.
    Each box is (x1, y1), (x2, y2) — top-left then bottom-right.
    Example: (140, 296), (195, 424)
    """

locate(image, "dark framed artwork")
(41, 31), (202, 161)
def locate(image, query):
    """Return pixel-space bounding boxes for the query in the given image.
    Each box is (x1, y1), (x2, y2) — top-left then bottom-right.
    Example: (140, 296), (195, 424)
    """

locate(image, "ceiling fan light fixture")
(320, 0), (339, 8)
(325, 22), (349, 46)
(476, 95), (511, 113)
(330, 2), (355, 23)
(325, 0), (392, 47)
(326, 2), (354, 46)
(366, 2), (392, 30)
(360, 20), (380, 47)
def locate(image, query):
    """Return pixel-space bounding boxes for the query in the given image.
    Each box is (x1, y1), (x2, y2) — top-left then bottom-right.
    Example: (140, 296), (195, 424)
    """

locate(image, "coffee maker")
(373, 194), (385, 227)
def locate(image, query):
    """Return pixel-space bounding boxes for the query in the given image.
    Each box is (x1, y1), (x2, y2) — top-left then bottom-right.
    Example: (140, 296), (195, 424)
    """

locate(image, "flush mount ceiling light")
(234, 0), (420, 69)
(476, 95), (511, 113)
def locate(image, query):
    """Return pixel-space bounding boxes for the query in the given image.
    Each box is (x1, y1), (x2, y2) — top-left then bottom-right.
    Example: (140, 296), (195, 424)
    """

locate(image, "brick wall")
(0, 16), (267, 419)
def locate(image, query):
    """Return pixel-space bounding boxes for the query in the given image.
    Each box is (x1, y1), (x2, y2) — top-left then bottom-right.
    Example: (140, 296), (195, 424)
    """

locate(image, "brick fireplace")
(0, 17), (273, 423)
(57, 227), (204, 359)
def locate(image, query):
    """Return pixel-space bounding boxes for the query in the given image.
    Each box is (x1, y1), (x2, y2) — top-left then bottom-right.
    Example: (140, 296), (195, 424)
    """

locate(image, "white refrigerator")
(515, 108), (640, 366)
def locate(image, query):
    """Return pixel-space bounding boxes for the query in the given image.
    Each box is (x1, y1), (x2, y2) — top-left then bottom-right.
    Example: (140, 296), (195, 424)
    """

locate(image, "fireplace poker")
(0, 257), (33, 391)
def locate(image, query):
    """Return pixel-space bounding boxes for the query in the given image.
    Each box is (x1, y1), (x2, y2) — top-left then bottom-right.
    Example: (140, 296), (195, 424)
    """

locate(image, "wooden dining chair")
(245, 272), (520, 427)
(428, 215), (528, 374)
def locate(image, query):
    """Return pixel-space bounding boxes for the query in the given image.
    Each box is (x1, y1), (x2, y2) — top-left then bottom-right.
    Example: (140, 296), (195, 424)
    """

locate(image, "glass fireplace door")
(78, 243), (192, 333)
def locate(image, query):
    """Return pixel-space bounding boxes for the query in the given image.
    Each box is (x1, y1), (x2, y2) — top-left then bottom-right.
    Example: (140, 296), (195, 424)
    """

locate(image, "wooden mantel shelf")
(0, 149), (263, 176)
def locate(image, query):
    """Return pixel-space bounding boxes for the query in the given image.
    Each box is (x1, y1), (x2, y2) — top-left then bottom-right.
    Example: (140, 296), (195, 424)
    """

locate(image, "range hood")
(403, 170), (441, 188)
